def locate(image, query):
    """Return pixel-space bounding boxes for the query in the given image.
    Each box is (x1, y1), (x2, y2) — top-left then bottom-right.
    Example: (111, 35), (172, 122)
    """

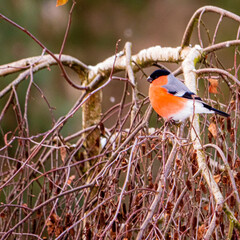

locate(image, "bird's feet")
(165, 117), (176, 125)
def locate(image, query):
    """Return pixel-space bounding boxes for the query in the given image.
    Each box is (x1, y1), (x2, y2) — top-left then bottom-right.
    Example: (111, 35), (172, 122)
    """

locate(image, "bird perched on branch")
(147, 69), (230, 121)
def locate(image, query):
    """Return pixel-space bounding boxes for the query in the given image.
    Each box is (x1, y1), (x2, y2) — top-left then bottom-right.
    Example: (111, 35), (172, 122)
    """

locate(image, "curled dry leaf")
(60, 147), (67, 162)
(198, 224), (206, 240)
(195, 189), (201, 203)
(200, 181), (207, 194)
(186, 180), (192, 191)
(230, 129), (235, 143)
(213, 174), (221, 183)
(208, 78), (219, 94)
(56, 0), (69, 7)
(208, 122), (217, 139)
(203, 204), (209, 211)
(46, 213), (63, 237)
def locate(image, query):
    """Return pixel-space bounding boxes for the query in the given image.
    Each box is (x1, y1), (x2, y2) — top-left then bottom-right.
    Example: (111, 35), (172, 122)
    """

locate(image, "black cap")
(147, 69), (170, 83)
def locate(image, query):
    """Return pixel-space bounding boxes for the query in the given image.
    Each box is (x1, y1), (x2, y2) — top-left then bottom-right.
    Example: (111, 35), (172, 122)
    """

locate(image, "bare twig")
(181, 5), (240, 47)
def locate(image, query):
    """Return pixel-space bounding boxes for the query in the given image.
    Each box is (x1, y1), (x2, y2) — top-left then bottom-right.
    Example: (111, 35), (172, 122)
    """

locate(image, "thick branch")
(125, 42), (138, 124)
(0, 54), (88, 77)
(88, 46), (183, 79)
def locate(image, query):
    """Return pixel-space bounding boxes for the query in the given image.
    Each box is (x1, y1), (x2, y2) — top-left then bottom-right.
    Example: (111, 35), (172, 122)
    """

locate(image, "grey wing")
(162, 74), (201, 100)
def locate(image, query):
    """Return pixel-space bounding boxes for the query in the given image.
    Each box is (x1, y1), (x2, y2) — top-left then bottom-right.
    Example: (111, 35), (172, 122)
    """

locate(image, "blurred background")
(0, 0), (238, 137)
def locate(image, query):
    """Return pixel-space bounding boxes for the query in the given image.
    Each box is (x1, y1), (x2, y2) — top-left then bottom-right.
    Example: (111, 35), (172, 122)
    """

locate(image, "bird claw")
(165, 117), (176, 125)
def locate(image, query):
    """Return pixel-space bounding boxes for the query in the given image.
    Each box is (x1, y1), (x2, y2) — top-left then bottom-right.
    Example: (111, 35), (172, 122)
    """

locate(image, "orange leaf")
(67, 175), (75, 185)
(60, 147), (67, 162)
(46, 219), (54, 235)
(198, 224), (206, 239)
(213, 174), (221, 183)
(208, 78), (219, 94)
(203, 204), (209, 211)
(47, 213), (61, 237)
(208, 122), (217, 139)
(56, 0), (69, 7)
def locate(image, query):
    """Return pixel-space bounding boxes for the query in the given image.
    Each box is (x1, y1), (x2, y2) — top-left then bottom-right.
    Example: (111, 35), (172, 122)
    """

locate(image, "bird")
(147, 69), (230, 121)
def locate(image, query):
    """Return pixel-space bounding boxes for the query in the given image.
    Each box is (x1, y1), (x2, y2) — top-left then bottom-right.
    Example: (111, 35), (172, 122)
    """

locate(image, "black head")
(147, 69), (170, 83)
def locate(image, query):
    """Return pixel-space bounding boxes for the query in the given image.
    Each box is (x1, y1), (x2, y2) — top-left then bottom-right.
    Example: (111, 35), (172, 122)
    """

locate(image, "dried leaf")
(208, 78), (219, 94)
(176, 158), (181, 168)
(148, 182), (154, 189)
(135, 193), (143, 204)
(200, 181), (207, 194)
(47, 213), (60, 236)
(198, 224), (206, 239)
(227, 117), (231, 132)
(67, 175), (75, 185)
(56, 0), (68, 7)
(208, 122), (217, 139)
(235, 157), (240, 168)
(186, 180), (192, 191)
(55, 226), (63, 237)
(230, 129), (235, 143)
(190, 150), (197, 162)
(60, 147), (67, 162)
(121, 158), (127, 167)
(208, 131), (213, 143)
(51, 213), (60, 223)
(222, 175), (228, 184)
(46, 220), (54, 235)
(65, 213), (75, 237)
(213, 174), (221, 183)
(166, 202), (173, 214)
(220, 118), (225, 131)
(195, 189), (201, 203)
(203, 204), (209, 211)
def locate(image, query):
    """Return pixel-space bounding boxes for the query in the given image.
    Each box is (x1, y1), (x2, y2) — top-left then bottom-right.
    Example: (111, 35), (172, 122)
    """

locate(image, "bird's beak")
(147, 76), (153, 83)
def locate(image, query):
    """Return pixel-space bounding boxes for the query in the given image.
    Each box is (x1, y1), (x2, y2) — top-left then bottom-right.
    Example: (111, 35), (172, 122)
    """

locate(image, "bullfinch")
(147, 69), (230, 121)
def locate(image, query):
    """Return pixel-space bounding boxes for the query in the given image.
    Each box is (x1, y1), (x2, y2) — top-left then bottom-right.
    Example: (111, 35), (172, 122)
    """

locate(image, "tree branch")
(181, 5), (240, 47)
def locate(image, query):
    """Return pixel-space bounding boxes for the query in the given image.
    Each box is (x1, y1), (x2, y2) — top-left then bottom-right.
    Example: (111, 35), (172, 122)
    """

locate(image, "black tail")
(203, 103), (230, 117)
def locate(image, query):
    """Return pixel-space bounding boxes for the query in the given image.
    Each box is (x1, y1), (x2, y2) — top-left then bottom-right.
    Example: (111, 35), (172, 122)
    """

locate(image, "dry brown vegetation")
(0, 4), (240, 240)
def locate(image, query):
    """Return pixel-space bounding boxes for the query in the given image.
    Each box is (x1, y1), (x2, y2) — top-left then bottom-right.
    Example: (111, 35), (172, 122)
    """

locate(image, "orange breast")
(149, 79), (187, 119)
